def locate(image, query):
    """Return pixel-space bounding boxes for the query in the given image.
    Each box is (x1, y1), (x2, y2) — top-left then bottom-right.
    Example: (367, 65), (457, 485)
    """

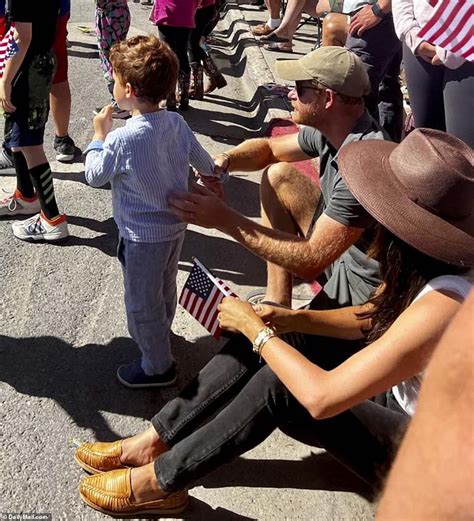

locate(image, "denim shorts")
(4, 51), (56, 147)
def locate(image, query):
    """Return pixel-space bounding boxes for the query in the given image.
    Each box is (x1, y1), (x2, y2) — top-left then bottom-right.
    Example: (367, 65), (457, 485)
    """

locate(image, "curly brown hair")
(109, 35), (178, 104)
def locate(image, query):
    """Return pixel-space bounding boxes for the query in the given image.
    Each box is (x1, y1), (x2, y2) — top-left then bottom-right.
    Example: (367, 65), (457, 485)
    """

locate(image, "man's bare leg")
(266, 0), (282, 20)
(259, 162), (320, 306)
(270, 0), (330, 43)
(322, 12), (348, 46)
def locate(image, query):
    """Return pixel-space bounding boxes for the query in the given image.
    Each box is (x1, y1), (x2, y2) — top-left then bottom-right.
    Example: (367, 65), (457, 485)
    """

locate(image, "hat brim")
(275, 59), (313, 81)
(338, 139), (474, 268)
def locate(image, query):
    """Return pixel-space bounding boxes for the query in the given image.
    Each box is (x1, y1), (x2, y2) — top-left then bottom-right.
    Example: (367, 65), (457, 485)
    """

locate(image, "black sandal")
(259, 32), (290, 44)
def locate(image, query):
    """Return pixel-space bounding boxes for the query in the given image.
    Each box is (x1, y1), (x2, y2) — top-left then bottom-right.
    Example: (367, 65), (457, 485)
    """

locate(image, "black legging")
(157, 25), (192, 75)
(189, 5), (216, 64)
(403, 44), (474, 148)
(203, 0), (223, 37)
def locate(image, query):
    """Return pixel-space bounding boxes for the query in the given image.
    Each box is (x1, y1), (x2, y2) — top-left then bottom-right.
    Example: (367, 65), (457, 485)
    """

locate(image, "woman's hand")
(0, 79), (16, 113)
(217, 297), (265, 337)
(254, 304), (296, 334)
(417, 41), (438, 64)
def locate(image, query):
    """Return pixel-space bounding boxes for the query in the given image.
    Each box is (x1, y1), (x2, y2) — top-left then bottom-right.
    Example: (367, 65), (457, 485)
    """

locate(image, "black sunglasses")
(294, 82), (323, 98)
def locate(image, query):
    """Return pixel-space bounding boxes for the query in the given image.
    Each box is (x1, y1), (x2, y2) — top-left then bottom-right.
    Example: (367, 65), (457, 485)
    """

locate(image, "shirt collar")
(333, 111), (382, 162)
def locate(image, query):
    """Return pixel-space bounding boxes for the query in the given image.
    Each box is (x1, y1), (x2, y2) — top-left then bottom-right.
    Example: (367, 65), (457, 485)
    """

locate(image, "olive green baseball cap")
(275, 46), (370, 98)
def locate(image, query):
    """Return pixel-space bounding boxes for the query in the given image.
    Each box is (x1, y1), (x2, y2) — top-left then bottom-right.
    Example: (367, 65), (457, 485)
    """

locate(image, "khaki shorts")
(329, 0), (344, 13)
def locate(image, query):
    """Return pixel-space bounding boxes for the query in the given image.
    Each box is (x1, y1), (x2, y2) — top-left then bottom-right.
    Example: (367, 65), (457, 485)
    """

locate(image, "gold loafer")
(74, 440), (128, 474)
(79, 468), (188, 516)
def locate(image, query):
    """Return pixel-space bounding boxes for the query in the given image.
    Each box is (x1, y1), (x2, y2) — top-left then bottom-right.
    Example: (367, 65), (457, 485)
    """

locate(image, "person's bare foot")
(130, 462), (167, 503)
(120, 427), (169, 467)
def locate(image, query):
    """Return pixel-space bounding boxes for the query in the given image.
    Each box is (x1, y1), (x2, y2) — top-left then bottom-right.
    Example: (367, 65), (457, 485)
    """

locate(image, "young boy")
(84, 35), (222, 388)
(0, 0), (69, 241)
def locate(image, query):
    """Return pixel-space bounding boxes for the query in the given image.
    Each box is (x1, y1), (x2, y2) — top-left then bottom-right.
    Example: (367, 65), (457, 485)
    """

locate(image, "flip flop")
(262, 82), (291, 96)
(260, 33), (290, 43)
(264, 41), (293, 53)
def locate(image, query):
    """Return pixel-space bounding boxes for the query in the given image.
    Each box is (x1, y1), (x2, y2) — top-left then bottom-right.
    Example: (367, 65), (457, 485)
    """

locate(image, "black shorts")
(4, 51), (56, 147)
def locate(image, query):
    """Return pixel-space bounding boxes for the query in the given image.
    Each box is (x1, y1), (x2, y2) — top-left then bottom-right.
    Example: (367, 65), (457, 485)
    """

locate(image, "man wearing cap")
(170, 47), (387, 316)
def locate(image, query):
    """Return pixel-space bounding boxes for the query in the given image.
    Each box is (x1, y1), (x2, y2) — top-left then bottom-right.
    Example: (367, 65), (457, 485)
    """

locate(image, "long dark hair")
(360, 225), (467, 342)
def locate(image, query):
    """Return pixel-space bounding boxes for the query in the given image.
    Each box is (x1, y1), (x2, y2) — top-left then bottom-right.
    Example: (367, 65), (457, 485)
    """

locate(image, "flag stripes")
(0, 26), (18, 77)
(179, 259), (237, 339)
(418, 0), (474, 62)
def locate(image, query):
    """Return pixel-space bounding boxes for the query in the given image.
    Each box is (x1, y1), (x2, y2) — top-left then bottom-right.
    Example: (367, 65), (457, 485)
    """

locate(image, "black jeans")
(346, 15), (403, 142)
(152, 329), (409, 492)
(189, 5), (216, 64)
(403, 44), (474, 148)
(157, 25), (192, 74)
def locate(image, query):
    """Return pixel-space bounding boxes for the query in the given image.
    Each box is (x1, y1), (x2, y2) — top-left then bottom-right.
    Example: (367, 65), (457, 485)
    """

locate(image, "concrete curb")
(215, 1), (291, 131)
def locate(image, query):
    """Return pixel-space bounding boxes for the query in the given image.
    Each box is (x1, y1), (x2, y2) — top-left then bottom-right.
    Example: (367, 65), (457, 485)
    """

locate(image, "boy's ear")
(125, 82), (135, 98)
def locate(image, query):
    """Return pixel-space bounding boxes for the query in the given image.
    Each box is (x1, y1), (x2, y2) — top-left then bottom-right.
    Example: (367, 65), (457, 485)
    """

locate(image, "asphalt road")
(0, 2), (374, 519)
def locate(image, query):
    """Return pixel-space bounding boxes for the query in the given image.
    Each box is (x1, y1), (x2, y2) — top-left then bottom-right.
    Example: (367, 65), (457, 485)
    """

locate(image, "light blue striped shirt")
(84, 110), (216, 243)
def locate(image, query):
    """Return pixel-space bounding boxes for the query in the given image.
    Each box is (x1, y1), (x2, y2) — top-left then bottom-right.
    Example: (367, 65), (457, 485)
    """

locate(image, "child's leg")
(11, 149), (35, 199)
(163, 233), (185, 329)
(20, 145), (60, 220)
(95, 4), (131, 98)
(119, 237), (177, 375)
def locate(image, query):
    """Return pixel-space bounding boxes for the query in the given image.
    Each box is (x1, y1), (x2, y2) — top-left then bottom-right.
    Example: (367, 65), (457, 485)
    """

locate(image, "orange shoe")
(79, 468), (188, 516)
(75, 440), (128, 474)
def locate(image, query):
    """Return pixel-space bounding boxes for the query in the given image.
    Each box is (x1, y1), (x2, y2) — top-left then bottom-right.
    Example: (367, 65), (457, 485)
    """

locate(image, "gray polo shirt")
(343, 0), (370, 14)
(298, 111), (387, 306)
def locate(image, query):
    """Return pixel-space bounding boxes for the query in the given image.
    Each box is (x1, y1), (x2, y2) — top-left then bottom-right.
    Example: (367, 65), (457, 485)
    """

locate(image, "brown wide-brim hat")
(338, 128), (474, 268)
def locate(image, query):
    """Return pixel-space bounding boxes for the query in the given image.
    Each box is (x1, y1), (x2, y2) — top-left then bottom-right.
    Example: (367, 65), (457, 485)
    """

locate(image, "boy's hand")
(0, 79), (16, 113)
(93, 105), (113, 140)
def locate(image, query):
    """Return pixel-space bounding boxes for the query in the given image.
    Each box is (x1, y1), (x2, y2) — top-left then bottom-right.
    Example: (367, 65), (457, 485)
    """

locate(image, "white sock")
(267, 17), (281, 29)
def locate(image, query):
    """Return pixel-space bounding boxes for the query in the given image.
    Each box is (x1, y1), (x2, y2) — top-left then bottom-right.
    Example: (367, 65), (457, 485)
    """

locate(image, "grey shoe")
(0, 148), (15, 175)
(54, 135), (76, 162)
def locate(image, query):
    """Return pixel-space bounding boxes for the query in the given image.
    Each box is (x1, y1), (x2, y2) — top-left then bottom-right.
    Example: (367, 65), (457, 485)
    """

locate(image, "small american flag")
(179, 258), (237, 339)
(0, 26), (19, 77)
(418, 0), (474, 62)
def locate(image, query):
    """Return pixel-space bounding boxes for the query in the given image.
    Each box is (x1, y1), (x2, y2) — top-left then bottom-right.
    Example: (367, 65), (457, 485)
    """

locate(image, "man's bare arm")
(215, 133), (312, 173)
(170, 184), (364, 280)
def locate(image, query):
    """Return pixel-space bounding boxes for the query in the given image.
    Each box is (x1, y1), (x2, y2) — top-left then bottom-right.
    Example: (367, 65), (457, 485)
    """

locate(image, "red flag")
(418, 0), (474, 62)
(0, 26), (18, 77)
(179, 258), (237, 339)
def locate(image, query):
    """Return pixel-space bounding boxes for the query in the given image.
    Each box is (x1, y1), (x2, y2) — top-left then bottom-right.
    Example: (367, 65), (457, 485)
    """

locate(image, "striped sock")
(13, 151), (35, 199)
(29, 163), (60, 220)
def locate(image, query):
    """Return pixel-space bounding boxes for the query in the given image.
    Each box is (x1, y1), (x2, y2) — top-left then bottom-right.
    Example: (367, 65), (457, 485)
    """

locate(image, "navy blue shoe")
(116, 359), (177, 389)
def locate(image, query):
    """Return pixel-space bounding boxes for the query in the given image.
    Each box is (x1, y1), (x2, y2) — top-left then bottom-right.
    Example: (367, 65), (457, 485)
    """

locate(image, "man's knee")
(261, 162), (308, 201)
(322, 13), (348, 46)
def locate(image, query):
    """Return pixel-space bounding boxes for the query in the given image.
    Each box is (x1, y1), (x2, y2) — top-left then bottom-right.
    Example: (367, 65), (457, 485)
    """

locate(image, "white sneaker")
(0, 190), (41, 216)
(12, 213), (69, 242)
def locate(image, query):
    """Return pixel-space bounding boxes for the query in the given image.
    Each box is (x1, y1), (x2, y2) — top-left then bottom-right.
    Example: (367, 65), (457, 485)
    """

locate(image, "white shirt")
(392, 274), (473, 416)
(392, 0), (466, 68)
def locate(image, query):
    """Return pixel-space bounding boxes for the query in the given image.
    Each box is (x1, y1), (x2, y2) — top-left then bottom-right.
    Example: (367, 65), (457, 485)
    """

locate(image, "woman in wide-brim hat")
(75, 129), (473, 518)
